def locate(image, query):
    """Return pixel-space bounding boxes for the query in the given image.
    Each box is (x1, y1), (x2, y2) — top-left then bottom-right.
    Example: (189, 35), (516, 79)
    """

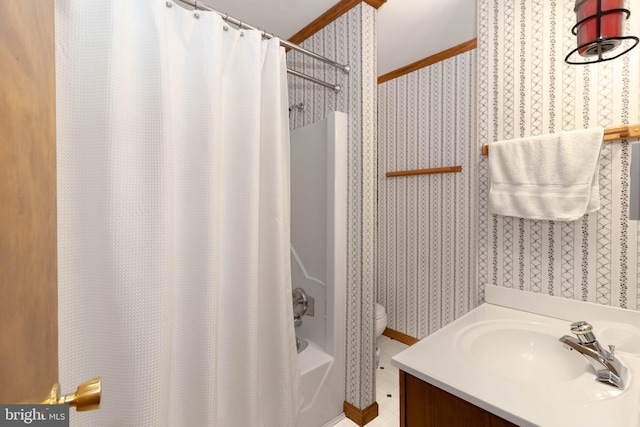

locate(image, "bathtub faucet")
(559, 321), (627, 389)
(292, 288), (314, 327)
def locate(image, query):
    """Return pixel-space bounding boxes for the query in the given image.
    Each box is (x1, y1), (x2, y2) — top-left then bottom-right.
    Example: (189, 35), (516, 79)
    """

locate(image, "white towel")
(489, 127), (604, 221)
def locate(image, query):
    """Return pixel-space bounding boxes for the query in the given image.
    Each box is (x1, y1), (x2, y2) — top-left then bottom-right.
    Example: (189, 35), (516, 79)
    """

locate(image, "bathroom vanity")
(392, 285), (640, 427)
(399, 370), (516, 427)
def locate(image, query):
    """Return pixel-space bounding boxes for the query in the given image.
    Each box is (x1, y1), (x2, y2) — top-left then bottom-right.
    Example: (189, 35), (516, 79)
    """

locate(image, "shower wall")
(287, 3), (378, 411)
(377, 48), (478, 339)
(290, 112), (348, 427)
(478, 0), (640, 310)
(290, 112), (347, 355)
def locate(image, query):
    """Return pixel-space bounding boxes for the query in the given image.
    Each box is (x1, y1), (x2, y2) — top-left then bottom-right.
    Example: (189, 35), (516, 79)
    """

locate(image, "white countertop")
(391, 285), (640, 427)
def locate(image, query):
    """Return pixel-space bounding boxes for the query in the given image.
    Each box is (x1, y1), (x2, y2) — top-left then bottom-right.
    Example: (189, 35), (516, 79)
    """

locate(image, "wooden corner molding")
(288, 0), (386, 46)
(383, 328), (420, 346)
(344, 400), (379, 426)
(363, 0), (386, 8)
(378, 38), (477, 84)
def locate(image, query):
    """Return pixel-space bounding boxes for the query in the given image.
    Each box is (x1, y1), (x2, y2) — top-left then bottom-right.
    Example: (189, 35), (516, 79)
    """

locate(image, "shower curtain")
(55, 1), (301, 425)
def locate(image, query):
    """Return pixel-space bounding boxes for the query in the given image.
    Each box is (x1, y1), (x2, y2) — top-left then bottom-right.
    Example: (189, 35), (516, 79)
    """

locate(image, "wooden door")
(0, 0), (58, 403)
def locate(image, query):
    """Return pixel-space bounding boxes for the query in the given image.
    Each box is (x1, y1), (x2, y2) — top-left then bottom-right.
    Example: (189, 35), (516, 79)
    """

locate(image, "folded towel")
(489, 127), (604, 221)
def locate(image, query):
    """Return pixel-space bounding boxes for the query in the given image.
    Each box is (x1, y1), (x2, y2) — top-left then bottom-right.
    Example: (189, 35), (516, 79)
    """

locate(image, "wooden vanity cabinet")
(399, 371), (518, 427)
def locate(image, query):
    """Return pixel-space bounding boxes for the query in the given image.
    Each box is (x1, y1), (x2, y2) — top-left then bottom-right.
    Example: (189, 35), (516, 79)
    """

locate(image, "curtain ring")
(222, 12), (229, 31)
(192, 0), (200, 18)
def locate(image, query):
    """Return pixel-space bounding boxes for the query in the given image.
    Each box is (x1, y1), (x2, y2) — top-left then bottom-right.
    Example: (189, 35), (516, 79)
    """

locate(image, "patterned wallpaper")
(377, 50), (478, 339)
(478, 0), (640, 310)
(286, 3), (378, 410)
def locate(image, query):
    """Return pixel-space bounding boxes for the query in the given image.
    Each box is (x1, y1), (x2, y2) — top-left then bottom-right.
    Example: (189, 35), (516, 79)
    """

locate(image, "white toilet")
(375, 303), (388, 338)
(375, 303), (388, 368)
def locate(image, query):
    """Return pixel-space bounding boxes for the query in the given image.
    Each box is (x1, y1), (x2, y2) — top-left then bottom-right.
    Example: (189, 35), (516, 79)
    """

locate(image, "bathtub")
(297, 339), (343, 426)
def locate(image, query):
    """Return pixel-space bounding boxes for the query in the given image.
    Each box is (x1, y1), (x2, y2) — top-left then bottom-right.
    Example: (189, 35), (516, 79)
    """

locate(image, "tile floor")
(333, 335), (409, 427)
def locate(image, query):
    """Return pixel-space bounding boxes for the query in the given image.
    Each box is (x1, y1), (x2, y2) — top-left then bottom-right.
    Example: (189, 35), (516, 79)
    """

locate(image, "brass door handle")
(40, 377), (101, 411)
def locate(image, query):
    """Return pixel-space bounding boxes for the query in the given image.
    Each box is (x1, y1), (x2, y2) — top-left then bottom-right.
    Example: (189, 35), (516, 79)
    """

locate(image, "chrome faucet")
(559, 321), (627, 389)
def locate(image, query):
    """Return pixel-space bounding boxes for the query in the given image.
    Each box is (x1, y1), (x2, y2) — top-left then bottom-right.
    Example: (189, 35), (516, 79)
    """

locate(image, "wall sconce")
(565, 0), (638, 64)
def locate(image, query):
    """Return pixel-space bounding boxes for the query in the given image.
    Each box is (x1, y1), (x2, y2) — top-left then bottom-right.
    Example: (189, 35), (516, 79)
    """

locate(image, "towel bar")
(386, 166), (462, 178)
(481, 123), (640, 156)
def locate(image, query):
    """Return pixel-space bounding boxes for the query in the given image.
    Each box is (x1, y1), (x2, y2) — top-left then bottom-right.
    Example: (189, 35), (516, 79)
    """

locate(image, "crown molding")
(288, 0), (386, 46)
(378, 39), (477, 84)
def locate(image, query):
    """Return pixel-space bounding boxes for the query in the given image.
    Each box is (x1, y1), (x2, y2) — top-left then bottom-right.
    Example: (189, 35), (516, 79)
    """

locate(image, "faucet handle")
(293, 314), (302, 327)
(570, 321), (592, 334)
(570, 321), (597, 344)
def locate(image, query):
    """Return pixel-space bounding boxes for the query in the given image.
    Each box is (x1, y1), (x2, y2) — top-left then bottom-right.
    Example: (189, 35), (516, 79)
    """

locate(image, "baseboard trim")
(343, 400), (379, 426)
(382, 327), (420, 346)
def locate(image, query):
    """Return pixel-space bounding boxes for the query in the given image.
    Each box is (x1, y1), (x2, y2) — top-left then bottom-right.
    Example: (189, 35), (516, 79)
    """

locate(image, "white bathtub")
(297, 339), (343, 427)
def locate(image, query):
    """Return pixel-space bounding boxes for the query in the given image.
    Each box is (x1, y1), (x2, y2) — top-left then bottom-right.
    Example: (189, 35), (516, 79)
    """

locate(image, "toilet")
(375, 303), (388, 368)
(375, 303), (387, 338)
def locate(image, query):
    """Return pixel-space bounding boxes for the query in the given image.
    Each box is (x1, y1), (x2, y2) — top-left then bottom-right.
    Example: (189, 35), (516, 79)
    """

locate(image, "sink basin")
(455, 320), (588, 383)
(392, 286), (640, 427)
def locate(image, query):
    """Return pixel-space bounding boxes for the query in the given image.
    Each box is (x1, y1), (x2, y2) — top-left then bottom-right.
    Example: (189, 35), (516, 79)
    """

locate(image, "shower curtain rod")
(286, 68), (342, 93)
(178, 0), (350, 93)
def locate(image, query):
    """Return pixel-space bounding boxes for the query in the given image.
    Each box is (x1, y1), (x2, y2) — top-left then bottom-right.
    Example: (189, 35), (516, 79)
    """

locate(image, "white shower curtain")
(55, 1), (300, 426)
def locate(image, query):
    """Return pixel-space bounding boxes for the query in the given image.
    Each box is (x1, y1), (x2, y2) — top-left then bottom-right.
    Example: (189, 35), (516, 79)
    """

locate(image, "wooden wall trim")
(383, 328), (420, 346)
(288, 0), (386, 46)
(344, 400), (379, 426)
(378, 38), (477, 84)
(363, 0), (386, 8)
